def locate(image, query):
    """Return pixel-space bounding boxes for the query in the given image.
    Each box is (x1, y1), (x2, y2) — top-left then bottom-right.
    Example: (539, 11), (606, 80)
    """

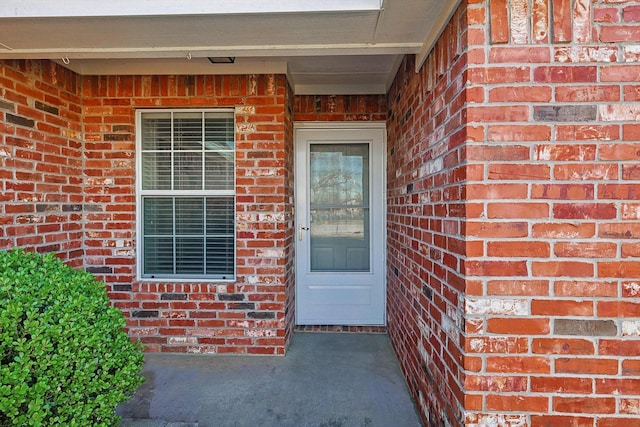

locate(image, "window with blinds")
(136, 110), (235, 280)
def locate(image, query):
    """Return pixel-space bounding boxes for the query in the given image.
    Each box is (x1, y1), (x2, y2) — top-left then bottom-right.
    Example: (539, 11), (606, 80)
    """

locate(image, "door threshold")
(294, 325), (387, 334)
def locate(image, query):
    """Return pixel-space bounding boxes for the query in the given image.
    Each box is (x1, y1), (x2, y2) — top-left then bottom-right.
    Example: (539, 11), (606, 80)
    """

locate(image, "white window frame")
(135, 108), (236, 282)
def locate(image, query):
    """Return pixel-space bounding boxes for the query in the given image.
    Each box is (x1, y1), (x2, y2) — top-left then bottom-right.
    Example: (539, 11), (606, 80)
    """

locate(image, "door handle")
(298, 224), (309, 240)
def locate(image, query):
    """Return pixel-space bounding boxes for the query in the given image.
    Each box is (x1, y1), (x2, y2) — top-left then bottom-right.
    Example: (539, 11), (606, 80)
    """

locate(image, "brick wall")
(387, 5), (469, 424)
(293, 95), (387, 122)
(81, 74), (295, 354)
(0, 60), (84, 266)
(387, 1), (640, 426)
(0, 65), (295, 355)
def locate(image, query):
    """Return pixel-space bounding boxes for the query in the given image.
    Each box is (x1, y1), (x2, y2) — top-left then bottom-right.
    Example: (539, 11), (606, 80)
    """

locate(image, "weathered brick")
(6, 113), (35, 128)
(86, 266), (113, 274)
(160, 293), (187, 301)
(131, 310), (160, 318)
(534, 105), (597, 121)
(0, 99), (14, 111)
(555, 319), (617, 336)
(34, 101), (59, 115)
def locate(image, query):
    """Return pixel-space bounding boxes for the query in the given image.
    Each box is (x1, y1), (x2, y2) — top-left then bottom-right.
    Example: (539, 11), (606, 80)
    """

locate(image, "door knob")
(298, 224), (309, 240)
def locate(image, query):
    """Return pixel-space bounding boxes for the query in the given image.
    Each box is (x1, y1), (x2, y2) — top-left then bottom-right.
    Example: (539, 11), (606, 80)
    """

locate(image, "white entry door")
(295, 124), (386, 325)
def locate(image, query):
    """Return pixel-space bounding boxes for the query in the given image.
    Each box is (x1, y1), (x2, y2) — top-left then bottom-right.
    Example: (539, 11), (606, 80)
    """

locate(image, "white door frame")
(293, 121), (387, 325)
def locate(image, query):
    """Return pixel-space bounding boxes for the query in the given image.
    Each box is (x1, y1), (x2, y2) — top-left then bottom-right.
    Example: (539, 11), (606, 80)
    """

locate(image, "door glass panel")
(309, 143), (370, 272)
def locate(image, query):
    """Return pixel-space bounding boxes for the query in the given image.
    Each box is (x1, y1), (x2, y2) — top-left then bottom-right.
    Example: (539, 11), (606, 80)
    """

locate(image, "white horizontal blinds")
(204, 114), (234, 190)
(205, 197), (235, 274)
(142, 197), (174, 275)
(140, 110), (235, 279)
(141, 113), (172, 190)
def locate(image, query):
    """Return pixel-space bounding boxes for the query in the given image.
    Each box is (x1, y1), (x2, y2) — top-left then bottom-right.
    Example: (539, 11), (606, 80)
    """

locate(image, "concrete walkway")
(118, 332), (422, 427)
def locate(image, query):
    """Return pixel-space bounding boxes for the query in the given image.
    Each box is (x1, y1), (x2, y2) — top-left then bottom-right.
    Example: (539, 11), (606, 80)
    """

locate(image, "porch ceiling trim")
(0, 0), (383, 18)
(415, 0), (463, 73)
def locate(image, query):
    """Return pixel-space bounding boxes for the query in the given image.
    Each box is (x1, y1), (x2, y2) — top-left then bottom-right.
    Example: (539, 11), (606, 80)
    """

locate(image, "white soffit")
(0, 0), (384, 17)
(0, 0), (457, 94)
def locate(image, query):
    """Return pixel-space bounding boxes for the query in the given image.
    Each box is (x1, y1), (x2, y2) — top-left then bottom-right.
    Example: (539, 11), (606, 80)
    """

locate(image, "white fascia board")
(55, 58), (288, 76)
(0, 0), (382, 18)
(294, 83), (386, 95)
(0, 43), (421, 60)
(415, 0), (462, 72)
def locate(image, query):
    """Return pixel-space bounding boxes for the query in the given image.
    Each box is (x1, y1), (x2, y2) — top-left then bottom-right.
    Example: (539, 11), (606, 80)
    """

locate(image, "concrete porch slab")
(118, 332), (422, 427)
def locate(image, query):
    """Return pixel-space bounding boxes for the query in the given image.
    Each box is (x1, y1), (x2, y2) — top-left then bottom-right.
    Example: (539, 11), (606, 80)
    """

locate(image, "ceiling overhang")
(0, 1), (459, 95)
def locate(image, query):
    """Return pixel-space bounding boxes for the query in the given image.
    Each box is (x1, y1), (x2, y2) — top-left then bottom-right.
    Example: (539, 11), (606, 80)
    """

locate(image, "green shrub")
(0, 248), (144, 426)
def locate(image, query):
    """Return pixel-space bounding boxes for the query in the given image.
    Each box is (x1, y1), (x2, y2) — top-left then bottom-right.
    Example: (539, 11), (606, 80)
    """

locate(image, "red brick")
(466, 105), (530, 122)
(600, 183), (640, 199)
(531, 261), (594, 277)
(535, 144), (596, 161)
(490, 47), (552, 63)
(465, 375), (528, 392)
(530, 376), (593, 394)
(486, 394), (549, 412)
(533, 184), (594, 200)
(467, 145), (531, 161)
(598, 301), (640, 317)
(598, 418), (640, 427)
(531, 299), (594, 316)
(488, 124), (551, 141)
(553, 203), (617, 219)
(596, 378), (640, 395)
(466, 66), (532, 84)
(598, 261), (640, 278)
(487, 280), (550, 296)
(531, 415), (594, 427)
(554, 242), (618, 258)
(465, 336), (529, 354)
(489, 0), (510, 43)
(622, 360), (640, 376)
(600, 26), (640, 42)
(600, 143), (640, 160)
(532, 0), (550, 43)
(534, 66), (597, 83)
(600, 65), (640, 82)
(487, 356), (551, 374)
(532, 222), (596, 239)
(487, 318), (550, 335)
(556, 357), (618, 375)
(532, 338), (594, 355)
(553, 0), (573, 42)
(554, 396), (616, 414)
(555, 280), (618, 297)
(599, 223), (640, 239)
(487, 241), (550, 257)
(556, 85), (620, 102)
(594, 7), (619, 23)
(599, 340), (640, 356)
(554, 163), (618, 180)
(488, 164), (551, 180)
(465, 260), (528, 277)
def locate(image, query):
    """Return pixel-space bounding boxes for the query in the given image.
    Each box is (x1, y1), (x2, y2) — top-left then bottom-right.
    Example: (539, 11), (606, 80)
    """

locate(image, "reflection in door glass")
(309, 143), (370, 272)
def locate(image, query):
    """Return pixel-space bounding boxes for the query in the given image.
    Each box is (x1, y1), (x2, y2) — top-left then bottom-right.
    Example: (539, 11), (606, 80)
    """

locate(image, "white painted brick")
(599, 104), (640, 122)
(510, 0), (529, 44)
(465, 413), (527, 427)
(624, 45), (640, 62)
(246, 329), (276, 338)
(256, 249), (284, 258)
(624, 282), (640, 297)
(465, 298), (529, 316)
(622, 320), (640, 337)
(235, 105), (256, 115)
(236, 123), (256, 133)
(442, 314), (460, 346)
